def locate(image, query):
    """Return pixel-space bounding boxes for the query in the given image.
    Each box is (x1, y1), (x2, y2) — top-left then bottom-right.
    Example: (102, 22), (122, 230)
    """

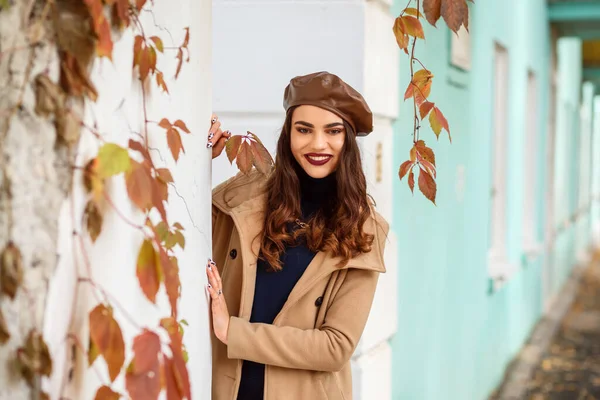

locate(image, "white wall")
(213, 0), (398, 398)
(42, 1), (213, 398)
(592, 96), (600, 244)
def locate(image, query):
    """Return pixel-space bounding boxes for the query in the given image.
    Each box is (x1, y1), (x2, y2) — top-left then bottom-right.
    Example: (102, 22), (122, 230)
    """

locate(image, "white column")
(42, 2), (213, 398)
(592, 96), (600, 245)
(213, 1), (398, 398)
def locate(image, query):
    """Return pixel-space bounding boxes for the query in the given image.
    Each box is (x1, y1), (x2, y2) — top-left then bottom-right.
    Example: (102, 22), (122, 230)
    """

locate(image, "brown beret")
(283, 71), (373, 136)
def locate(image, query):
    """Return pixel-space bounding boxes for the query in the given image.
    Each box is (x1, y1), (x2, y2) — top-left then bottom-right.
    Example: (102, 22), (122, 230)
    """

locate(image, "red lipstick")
(304, 153), (333, 166)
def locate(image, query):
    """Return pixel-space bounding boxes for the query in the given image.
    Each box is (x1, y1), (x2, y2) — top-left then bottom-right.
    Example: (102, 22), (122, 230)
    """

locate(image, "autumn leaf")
(167, 128), (184, 161)
(0, 309), (9, 344)
(16, 331), (53, 387)
(94, 385), (120, 400)
(150, 36), (164, 52)
(419, 101), (435, 119)
(404, 69), (433, 104)
(126, 160), (153, 211)
(60, 53), (99, 101)
(423, 0), (442, 26)
(429, 106), (451, 141)
(88, 338), (99, 366)
(225, 135), (242, 164)
(157, 248), (180, 317)
(113, 0), (130, 27)
(173, 119), (191, 134)
(160, 318), (191, 399)
(84, 0), (113, 59)
(415, 140), (436, 166)
(97, 143), (131, 178)
(401, 16), (425, 39)
(236, 139), (252, 173)
(418, 167), (437, 204)
(136, 240), (161, 303)
(248, 135), (274, 175)
(441, 0), (470, 33)
(404, 7), (424, 18)
(135, 0), (147, 11)
(85, 201), (103, 243)
(156, 168), (174, 184)
(408, 170), (415, 193)
(392, 17), (410, 53)
(89, 304), (125, 382)
(156, 72), (169, 94)
(125, 331), (161, 400)
(150, 177), (169, 223)
(399, 160), (414, 180)
(0, 241), (23, 300)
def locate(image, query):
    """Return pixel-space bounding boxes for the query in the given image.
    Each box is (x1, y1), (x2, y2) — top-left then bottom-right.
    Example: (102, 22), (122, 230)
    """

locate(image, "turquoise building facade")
(391, 0), (600, 399)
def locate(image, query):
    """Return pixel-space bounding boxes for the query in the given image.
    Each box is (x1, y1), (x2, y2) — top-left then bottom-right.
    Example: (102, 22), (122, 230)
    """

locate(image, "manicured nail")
(210, 259), (216, 266)
(207, 142), (213, 148)
(211, 117), (216, 124)
(208, 132), (214, 140)
(207, 283), (212, 288)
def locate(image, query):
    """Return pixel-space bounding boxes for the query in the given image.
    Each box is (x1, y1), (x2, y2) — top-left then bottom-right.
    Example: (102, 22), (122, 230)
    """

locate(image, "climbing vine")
(394, 0), (472, 204)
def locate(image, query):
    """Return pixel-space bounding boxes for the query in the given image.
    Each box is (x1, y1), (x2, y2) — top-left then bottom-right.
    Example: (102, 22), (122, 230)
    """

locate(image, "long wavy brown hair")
(260, 107), (374, 271)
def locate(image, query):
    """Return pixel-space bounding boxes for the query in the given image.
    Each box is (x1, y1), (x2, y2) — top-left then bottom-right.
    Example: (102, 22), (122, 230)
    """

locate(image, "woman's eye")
(297, 128), (310, 134)
(329, 129), (343, 135)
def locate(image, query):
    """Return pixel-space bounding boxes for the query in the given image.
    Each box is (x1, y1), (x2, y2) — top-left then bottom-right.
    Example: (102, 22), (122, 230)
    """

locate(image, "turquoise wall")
(390, 0), (561, 398)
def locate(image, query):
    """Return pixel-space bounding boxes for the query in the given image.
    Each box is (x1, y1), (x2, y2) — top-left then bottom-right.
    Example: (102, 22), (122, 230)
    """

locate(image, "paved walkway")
(491, 253), (600, 400)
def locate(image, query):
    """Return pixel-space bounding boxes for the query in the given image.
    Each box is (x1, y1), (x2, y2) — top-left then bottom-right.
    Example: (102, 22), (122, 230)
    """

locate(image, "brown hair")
(259, 107), (374, 271)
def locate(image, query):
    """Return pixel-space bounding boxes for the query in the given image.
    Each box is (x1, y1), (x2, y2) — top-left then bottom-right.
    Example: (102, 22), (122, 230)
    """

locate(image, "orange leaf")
(114, 0), (130, 26)
(157, 249), (180, 317)
(441, 0), (469, 33)
(249, 138), (274, 175)
(236, 139), (252, 173)
(128, 139), (152, 166)
(148, 46), (157, 75)
(150, 36), (164, 52)
(138, 48), (151, 81)
(404, 7), (424, 18)
(175, 49), (184, 79)
(408, 170), (415, 193)
(415, 140), (436, 166)
(151, 177), (168, 223)
(84, 0), (113, 59)
(160, 318), (191, 399)
(133, 36), (144, 68)
(135, 0), (147, 11)
(166, 128), (184, 161)
(423, 0), (442, 26)
(94, 385), (120, 400)
(401, 16), (425, 39)
(420, 158), (437, 179)
(418, 168), (437, 204)
(85, 200), (103, 243)
(225, 135), (242, 164)
(89, 305), (125, 382)
(429, 106), (450, 141)
(182, 27), (190, 49)
(126, 161), (154, 211)
(156, 72), (169, 94)
(136, 240), (161, 303)
(392, 18), (410, 51)
(399, 160), (414, 180)
(156, 168), (173, 184)
(419, 101), (435, 119)
(158, 118), (171, 129)
(173, 120), (190, 134)
(125, 331), (161, 400)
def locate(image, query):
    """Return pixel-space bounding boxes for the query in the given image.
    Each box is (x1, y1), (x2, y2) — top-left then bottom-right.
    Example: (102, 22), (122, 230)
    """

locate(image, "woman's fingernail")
(211, 117), (217, 124)
(207, 283), (212, 288)
(208, 133), (214, 140)
(207, 142), (213, 149)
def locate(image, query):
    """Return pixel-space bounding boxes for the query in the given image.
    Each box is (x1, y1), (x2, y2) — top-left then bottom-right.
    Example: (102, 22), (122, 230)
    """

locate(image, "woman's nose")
(310, 131), (328, 150)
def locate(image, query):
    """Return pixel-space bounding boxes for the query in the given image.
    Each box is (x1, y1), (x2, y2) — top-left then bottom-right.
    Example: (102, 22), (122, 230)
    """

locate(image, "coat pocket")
(212, 374), (236, 400)
(317, 372), (345, 400)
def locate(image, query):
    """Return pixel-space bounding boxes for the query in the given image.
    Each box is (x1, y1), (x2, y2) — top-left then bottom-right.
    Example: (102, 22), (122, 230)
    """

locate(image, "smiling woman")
(206, 71), (389, 400)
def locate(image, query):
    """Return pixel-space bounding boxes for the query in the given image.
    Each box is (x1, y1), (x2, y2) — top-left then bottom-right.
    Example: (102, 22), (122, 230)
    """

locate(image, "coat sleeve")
(226, 268), (380, 372)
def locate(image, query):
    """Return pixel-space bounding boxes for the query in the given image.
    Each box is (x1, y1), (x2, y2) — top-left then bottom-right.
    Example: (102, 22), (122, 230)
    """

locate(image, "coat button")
(315, 296), (324, 307)
(229, 249), (237, 259)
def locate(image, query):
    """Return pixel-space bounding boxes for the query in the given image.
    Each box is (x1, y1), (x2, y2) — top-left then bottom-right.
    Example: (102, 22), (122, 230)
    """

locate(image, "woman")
(206, 71), (389, 400)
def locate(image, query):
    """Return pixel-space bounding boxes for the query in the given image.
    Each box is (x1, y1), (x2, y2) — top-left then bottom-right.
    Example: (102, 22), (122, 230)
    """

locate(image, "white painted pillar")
(592, 96), (600, 245)
(213, 1), (398, 398)
(42, 1), (213, 398)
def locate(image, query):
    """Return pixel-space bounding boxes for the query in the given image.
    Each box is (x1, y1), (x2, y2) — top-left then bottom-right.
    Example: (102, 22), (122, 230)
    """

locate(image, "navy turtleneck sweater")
(236, 165), (337, 400)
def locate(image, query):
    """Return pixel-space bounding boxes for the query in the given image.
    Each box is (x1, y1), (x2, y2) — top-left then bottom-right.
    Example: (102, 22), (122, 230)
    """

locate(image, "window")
(450, 24), (471, 71)
(523, 70), (539, 259)
(488, 43), (512, 283)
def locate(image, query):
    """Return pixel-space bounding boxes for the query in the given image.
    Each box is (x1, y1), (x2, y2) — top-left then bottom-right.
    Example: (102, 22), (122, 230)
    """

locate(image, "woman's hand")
(208, 113), (232, 159)
(206, 258), (230, 345)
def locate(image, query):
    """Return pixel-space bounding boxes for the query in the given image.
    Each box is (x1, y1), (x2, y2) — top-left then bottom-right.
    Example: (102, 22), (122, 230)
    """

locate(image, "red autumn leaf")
(160, 318), (191, 399)
(158, 118), (171, 129)
(138, 47), (151, 81)
(441, 0), (470, 33)
(429, 106), (451, 141)
(401, 16), (425, 39)
(420, 158), (437, 179)
(150, 36), (164, 52)
(418, 167), (437, 204)
(136, 240), (161, 303)
(148, 46), (157, 75)
(84, 0), (113, 59)
(225, 135), (242, 164)
(175, 48), (184, 79)
(408, 170), (415, 193)
(399, 160), (414, 180)
(392, 18), (410, 52)
(157, 248), (180, 317)
(419, 101), (435, 119)
(114, 0), (130, 26)
(404, 7), (424, 18)
(89, 304), (125, 382)
(166, 128), (184, 161)
(125, 332), (161, 400)
(173, 119), (190, 134)
(150, 176), (168, 223)
(128, 139), (152, 167)
(94, 385), (120, 400)
(236, 139), (252, 173)
(423, 0), (442, 26)
(404, 69), (433, 104)
(135, 0), (147, 11)
(156, 168), (174, 184)
(415, 140), (436, 166)
(163, 356), (180, 400)
(85, 200), (103, 243)
(249, 138), (274, 175)
(156, 72), (169, 94)
(60, 53), (99, 101)
(182, 27), (190, 49)
(126, 160), (154, 211)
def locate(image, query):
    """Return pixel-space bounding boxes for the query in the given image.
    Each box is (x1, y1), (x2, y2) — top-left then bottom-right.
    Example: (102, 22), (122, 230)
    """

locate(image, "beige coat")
(211, 170), (389, 400)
